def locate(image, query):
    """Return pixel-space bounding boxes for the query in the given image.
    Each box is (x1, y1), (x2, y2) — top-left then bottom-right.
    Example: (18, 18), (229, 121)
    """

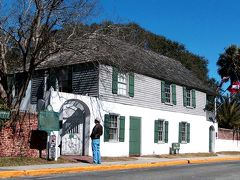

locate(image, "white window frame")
(164, 82), (172, 104)
(109, 114), (120, 142)
(157, 120), (166, 143)
(117, 73), (128, 96)
(181, 122), (188, 143)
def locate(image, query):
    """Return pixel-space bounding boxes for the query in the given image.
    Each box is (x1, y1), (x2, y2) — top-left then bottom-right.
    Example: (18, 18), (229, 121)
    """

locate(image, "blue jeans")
(92, 139), (101, 164)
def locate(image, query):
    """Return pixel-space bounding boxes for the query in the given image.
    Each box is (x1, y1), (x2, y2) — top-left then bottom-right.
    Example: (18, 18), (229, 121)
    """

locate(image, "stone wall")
(218, 128), (240, 140)
(0, 113), (47, 157)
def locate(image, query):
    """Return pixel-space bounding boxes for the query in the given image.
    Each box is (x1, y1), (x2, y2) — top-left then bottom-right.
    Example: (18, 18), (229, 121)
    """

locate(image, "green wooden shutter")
(129, 73), (134, 97)
(161, 81), (165, 103)
(192, 90), (196, 108)
(164, 121), (169, 143)
(119, 116), (125, 142)
(104, 114), (110, 142)
(187, 123), (190, 143)
(154, 120), (159, 143)
(112, 67), (118, 94)
(183, 87), (187, 107)
(178, 122), (182, 143)
(172, 84), (176, 105)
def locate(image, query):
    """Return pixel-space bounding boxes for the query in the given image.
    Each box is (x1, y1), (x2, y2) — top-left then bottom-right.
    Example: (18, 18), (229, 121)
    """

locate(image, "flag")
(227, 81), (240, 94)
(216, 76), (230, 92)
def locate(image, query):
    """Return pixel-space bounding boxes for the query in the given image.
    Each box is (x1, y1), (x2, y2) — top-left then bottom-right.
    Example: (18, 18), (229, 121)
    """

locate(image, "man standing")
(90, 117), (103, 164)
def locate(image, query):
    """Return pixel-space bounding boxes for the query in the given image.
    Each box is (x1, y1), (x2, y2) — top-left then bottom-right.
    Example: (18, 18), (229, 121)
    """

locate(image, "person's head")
(95, 117), (101, 124)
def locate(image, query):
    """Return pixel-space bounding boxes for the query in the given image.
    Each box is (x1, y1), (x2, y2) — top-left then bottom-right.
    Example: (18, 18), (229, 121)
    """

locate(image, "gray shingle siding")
(72, 63), (99, 97)
(99, 65), (206, 116)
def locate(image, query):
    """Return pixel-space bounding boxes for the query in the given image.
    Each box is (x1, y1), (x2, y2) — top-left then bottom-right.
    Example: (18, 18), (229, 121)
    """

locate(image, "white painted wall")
(216, 139), (240, 152)
(50, 91), (217, 157)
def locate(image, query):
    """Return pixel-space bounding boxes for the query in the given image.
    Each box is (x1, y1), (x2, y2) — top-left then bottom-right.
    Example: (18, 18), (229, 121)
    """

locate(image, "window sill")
(113, 93), (131, 98)
(157, 141), (166, 144)
(185, 106), (194, 109)
(108, 140), (120, 143)
(164, 102), (173, 106)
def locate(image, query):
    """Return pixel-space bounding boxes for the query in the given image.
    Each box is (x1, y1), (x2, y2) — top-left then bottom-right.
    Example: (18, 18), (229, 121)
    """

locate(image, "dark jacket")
(90, 123), (103, 139)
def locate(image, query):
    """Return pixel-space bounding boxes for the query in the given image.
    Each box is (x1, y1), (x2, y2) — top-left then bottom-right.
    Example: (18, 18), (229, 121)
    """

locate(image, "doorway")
(129, 116), (141, 156)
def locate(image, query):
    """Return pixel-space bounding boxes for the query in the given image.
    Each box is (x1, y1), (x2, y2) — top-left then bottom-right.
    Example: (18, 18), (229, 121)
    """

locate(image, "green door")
(129, 116), (141, 156)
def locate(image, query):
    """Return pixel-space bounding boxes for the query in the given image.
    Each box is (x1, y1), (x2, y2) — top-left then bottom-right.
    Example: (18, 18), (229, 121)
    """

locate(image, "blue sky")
(94, 0), (240, 83)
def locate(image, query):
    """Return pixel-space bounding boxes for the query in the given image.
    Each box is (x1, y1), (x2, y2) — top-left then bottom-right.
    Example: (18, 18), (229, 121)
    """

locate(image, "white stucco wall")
(216, 139), (240, 152)
(50, 91), (217, 157)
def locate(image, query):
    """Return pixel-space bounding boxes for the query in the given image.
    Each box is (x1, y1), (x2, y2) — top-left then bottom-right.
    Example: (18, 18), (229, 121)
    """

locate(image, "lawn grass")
(0, 157), (72, 167)
(102, 156), (137, 162)
(151, 153), (218, 159)
(217, 151), (240, 155)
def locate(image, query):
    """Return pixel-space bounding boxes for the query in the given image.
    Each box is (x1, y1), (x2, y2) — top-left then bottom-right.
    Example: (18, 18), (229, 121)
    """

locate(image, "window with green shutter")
(112, 67), (134, 97)
(183, 87), (196, 108)
(104, 114), (125, 142)
(178, 122), (190, 144)
(154, 119), (169, 143)
(161, 81), (177, 105)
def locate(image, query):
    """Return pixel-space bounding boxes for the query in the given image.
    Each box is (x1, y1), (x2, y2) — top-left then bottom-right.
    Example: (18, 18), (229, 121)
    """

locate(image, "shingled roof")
(39, 33), (215, 94)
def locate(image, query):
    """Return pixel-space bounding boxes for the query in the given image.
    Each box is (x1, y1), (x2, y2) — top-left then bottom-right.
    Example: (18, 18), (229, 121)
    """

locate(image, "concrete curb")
(0, 157), (240, 178)
(0, 160), (189, 178)
(188, 157), (240, 164)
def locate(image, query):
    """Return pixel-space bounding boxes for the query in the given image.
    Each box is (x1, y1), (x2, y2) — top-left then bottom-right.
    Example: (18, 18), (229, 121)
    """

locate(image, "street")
(6, 161), (240, 180)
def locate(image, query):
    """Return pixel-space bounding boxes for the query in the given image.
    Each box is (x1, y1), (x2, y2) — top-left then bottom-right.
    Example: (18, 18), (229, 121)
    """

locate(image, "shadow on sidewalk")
(61, 155), (92, 164)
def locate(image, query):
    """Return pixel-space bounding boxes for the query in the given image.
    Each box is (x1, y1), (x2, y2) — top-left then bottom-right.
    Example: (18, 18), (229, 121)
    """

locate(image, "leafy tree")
(216, 95), (240, 129)
(217, 45), (240, 82)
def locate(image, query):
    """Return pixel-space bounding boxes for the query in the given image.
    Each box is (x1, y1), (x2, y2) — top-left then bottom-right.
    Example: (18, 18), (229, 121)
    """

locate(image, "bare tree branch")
(0, 0), (99, 111)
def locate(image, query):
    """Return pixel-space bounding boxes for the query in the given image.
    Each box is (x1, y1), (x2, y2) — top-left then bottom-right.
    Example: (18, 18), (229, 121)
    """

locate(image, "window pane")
(118, 73), (127, 95)
(186, 89), (191, 106)
(181, 122), (187, 142)
(164, 83), (171, 103)
(109, 115), (119, 140)
(158, 121), (164, 142)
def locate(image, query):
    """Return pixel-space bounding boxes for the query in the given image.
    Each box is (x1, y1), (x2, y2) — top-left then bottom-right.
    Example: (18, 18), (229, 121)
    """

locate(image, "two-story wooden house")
(16, 33), (216, 157)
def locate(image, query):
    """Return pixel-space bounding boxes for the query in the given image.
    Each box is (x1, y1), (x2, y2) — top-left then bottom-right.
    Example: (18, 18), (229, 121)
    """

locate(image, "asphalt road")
(6, 161), (240, 180)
